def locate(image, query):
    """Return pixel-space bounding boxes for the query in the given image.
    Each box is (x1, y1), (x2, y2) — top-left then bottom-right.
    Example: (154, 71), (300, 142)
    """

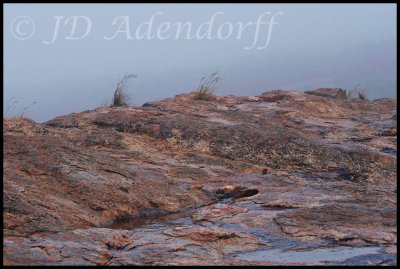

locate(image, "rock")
(378, 128), (397, 136)
(257, 90), (291, 102)
(258, 95), (287, 102)
(3, 90), (397, 265)
(163, 225), (260, 254)
(191, 203), (248, 222)
(304, 88), (347, 99)
(246, 96), (262, 102)
(215, 186), (259, 200)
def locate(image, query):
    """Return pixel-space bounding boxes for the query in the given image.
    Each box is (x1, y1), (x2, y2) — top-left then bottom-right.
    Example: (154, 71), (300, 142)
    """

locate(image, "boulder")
(304, 88), (347, 99)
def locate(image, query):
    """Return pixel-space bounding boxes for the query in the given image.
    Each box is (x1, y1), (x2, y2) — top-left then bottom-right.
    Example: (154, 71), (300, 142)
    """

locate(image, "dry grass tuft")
(347, 84), (368, 100)
(111, 73), (137, 107)
(193, 72), (220, 101)
(358, 90), (366, 100)
(4, 97), (36, 119)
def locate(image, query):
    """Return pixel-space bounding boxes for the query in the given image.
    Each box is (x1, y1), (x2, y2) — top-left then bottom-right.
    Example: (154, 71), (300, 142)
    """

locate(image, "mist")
(4, 4), (397, 123)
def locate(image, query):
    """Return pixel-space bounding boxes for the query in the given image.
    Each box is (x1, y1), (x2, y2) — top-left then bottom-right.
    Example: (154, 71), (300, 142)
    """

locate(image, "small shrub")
(18, 101), (37, 118)
(4, 97), (18, 118)
(4, 97), (36, 119)
(193, 72), (220, 101)
(111, 73), (137, 107)
(347, 84), (368, 100)
(358, 89), (367, 100)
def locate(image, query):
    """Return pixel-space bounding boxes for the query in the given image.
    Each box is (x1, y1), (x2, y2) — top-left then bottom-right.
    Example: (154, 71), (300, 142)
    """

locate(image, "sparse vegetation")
(110, 73), (137, 107)
(357, 90), (367, 100)
(193, 72), (220, 101)
(5, 97), (18, 118)
(18, 101), (37, 118)
(4, 97), (36, 119)
(347, 84), (368, 100)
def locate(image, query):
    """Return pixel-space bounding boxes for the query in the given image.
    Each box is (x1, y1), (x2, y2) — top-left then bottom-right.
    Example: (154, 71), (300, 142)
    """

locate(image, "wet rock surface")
(3, 90), (397, 265)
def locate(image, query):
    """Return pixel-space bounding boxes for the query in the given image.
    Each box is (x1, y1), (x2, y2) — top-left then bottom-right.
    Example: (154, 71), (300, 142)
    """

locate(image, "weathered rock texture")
(304, 88), (347, 99)
(3, 90), (397, 265)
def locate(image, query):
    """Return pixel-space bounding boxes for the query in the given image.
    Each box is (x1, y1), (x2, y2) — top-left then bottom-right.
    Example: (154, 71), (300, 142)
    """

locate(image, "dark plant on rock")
(193, 72), (220, 101)
(111, 73), (137, 107)
(347, 84), (368, 100)
(4, 96), (36, 119)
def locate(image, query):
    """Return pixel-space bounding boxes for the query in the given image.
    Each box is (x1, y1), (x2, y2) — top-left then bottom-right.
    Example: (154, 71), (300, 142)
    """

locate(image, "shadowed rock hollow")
(3, 90), (397, 265)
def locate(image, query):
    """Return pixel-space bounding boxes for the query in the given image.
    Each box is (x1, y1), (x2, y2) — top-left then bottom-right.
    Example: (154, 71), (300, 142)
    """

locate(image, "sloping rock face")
(3, 90), (397, 265)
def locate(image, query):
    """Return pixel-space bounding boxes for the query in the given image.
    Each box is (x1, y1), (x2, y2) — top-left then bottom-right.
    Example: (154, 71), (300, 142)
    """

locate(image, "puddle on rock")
(236, 246), (382, 264)
(104, 203), (393, 265)
(107, 209), (196, 230)
(380, 147), (397, 156)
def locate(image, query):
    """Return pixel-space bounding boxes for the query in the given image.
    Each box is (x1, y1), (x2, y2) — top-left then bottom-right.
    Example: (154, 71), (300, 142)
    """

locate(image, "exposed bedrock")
(3, 90), (397, 265)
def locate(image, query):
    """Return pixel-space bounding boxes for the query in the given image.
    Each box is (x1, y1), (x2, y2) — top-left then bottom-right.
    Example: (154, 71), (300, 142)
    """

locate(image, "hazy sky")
(4, 4), (397, 123)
